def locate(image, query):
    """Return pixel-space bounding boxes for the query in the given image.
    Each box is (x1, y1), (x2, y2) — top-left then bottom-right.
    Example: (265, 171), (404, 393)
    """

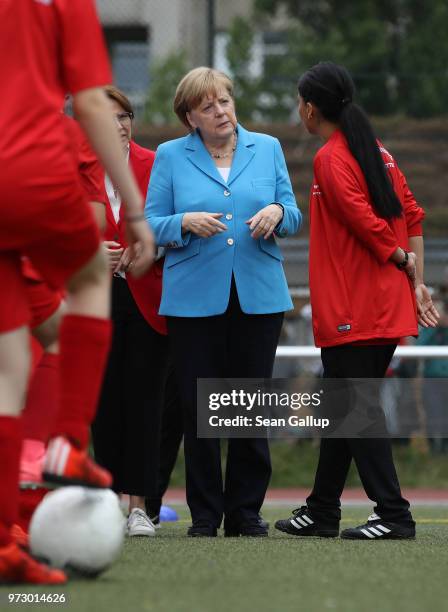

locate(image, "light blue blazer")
(145, 124), (302, 316)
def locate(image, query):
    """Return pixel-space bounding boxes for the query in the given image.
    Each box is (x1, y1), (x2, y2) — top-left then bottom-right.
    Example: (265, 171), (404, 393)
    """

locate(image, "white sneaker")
(127, 508), (156, 537)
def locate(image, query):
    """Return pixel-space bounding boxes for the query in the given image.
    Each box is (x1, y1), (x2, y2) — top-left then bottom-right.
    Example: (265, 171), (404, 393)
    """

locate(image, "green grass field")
(2, 505), (447, 612)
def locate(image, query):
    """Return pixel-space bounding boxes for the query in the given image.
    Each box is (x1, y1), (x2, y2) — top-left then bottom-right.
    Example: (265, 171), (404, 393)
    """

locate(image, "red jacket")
(104, 140), (166, 335)
(309, 130), (424, 347)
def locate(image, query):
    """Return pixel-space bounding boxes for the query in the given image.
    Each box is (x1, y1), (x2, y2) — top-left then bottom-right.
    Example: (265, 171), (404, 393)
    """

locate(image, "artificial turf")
(1, 506), (447, 612)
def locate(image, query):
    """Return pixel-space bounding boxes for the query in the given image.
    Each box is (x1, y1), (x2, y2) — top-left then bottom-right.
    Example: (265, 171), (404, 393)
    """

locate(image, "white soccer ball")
(30, 487), (125, 577)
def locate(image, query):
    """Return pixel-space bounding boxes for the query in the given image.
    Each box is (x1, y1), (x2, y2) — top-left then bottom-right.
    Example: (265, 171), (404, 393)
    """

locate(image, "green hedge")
(168, 439), (448, 489)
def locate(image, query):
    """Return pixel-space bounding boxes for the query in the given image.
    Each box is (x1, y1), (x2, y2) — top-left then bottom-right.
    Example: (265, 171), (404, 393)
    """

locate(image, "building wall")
(96, 0), (253, 65)
(178, 0), (209, 66)
(95, 1), (255, 113)
(96, 0), (147, 24)
(96, 0), (209, 64)
(215, 0), (253, 28)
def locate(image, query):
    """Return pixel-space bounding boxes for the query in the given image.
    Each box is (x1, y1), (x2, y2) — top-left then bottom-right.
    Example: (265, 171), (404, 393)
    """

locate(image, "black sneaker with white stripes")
(275, 506), (339, 538)
(341, 513), (416, 540)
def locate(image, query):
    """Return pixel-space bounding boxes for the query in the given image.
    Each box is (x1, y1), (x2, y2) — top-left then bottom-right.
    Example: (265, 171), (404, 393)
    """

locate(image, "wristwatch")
(396, 250), (409, 270)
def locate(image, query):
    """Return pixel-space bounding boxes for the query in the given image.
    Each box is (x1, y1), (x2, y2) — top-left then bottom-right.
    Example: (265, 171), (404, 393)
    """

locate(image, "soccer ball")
(29, 486), (125, 577)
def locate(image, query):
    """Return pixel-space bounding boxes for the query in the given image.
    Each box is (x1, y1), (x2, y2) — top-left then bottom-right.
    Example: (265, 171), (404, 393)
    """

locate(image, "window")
(103, 27), (150, 117)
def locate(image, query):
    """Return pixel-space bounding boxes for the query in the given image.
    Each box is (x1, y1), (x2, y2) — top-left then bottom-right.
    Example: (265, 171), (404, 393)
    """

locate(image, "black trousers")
(92, 276), (169, 497)
(167, 279), (284, 528)
(306, 344), (414, 526)
(146, 363), (183, 518)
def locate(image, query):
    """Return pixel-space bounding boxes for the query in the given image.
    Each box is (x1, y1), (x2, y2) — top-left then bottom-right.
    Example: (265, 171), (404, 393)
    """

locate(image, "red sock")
(52, 315), (111, 449)
(0, 416), (22, 547)
(23, 353), (59, 443)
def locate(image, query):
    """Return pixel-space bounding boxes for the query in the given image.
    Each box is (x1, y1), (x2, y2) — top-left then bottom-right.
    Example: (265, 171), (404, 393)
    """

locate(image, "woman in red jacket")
(91, 86), (168, 538)
(276, 62), (439, 540)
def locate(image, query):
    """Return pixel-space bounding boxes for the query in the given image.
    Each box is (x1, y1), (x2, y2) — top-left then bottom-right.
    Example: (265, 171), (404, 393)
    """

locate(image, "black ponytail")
(298, 62), (402, 219)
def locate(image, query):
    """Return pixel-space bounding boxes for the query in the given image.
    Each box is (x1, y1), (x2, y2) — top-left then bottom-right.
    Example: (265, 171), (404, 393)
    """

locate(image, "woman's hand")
(246, 204), (283, 239)
(415, 283), (440, 328)
(103, 240), (124, 271)
(124, 219), (155, 277)
(182, 212), (227, 238)
(114, 246), (133, 274)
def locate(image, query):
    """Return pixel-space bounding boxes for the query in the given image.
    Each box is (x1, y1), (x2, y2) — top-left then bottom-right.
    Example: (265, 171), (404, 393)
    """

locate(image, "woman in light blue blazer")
(145, 67), (301, 537)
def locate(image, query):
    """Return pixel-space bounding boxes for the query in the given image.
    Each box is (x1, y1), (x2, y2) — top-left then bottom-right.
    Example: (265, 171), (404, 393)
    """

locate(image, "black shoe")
(224, 516), (269, 538)
(258, 516), (269, 530)
(341, 513), (416, 540)
(275, 506), (339, 538)
(187, 524), (217, 537)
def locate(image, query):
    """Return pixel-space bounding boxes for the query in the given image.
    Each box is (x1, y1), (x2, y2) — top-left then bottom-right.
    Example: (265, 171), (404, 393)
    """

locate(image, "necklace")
(207, 133), (237, 159)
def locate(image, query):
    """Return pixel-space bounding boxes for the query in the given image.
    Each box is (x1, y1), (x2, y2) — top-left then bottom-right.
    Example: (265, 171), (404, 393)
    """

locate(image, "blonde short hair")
(174, 67), (234, 128)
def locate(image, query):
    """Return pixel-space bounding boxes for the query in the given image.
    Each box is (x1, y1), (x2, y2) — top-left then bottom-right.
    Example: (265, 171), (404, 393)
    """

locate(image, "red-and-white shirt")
(309, 129), (424, 347)
(0, 0), (111, 183)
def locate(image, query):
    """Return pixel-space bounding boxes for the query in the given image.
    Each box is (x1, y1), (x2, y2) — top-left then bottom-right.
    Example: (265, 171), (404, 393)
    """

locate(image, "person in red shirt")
(0, 0), (154, 584)
(16, 115), (107, 543)
(20, 114), (107, 487)
(275, 62), (439, 541)
(91, 86), (169, 538)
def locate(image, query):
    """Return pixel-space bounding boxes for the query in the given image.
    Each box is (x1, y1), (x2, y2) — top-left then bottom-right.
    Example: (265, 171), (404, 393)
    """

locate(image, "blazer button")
(224, 189), (231, 197)
(227, 238), (234, 246)
(226, 213), (233, 220)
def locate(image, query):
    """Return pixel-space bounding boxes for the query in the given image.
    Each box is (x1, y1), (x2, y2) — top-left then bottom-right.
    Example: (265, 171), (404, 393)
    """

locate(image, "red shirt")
(309, 130), (424, 348)
(0, 0), (111, 182)
(22, 115), (106, 283)
(63, 115), (107, 205)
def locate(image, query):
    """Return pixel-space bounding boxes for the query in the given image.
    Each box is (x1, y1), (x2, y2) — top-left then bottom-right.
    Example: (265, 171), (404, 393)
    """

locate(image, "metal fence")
(276, 346), (448, 359)
(272, 347), (448, 449)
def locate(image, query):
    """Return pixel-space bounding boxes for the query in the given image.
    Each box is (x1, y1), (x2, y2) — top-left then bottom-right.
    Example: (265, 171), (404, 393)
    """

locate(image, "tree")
(145, 51), (188, 124)
(225, 17), (261, 122)
(254, 0), (448, 117)
(398, 1), (448, 116)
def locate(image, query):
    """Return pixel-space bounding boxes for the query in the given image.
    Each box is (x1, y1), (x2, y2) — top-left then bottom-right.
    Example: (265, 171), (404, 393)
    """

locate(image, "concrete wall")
(97, 0), (207, 64)
(96, 0), (253, 65)
(96, 0), (147, 24)
(215, 0), (253, 29)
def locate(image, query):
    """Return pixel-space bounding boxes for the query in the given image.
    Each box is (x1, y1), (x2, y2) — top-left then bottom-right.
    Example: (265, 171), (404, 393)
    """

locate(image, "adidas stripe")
(361, 524), (392, 538)
(289, 514), (314, 530)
